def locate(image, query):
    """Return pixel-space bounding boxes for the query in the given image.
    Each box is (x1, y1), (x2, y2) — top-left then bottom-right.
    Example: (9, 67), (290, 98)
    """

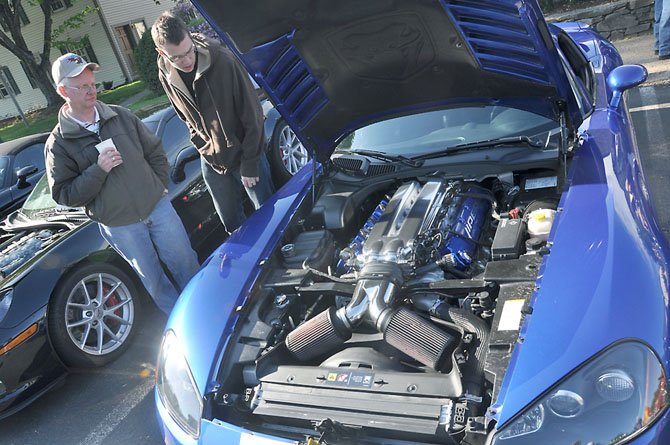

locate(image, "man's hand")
(97, 148), (123, 173)
(241, 175), (259, 188)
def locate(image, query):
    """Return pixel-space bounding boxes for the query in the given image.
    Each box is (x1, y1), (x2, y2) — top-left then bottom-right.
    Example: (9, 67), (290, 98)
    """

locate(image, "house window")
(20, 61), (38, 89)
(49, 0), (72, 12)
(0, 67), (21, 98)
(60, 37), (98, 64)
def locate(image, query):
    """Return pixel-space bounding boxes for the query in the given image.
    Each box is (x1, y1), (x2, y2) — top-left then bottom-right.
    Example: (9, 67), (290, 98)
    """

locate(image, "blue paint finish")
(493, 37), (670, 426)
(441, 187), (490, 269)
(166, 164), (318, 398)
(158, 3), (670, 443)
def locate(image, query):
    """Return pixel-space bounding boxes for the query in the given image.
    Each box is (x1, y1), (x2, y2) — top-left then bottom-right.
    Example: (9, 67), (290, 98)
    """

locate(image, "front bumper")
(157, 385), (670, 445)
(0, 308), (67, 419)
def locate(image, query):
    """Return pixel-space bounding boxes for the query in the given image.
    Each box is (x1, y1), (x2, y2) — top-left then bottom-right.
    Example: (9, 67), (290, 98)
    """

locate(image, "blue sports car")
(155, 1), (669, 444)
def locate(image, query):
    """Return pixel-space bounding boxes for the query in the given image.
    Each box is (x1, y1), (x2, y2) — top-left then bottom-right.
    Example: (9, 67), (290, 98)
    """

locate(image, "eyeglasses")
(65, 83), (97, 93)
(164, 43), (195, 64)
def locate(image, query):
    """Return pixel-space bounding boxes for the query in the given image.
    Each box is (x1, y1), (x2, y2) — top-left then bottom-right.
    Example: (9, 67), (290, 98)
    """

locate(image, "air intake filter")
(285, 307), (351, 361)
(383, 307), (459, 371)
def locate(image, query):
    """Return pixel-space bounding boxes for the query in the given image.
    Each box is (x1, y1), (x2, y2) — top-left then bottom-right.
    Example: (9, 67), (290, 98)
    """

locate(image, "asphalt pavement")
(614, 33), (670, 85)
(615, 33), (670, 241)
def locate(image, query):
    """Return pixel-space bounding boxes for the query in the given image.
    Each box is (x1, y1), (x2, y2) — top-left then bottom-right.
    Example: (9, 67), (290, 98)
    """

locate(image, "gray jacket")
(45, 101), (169, 227)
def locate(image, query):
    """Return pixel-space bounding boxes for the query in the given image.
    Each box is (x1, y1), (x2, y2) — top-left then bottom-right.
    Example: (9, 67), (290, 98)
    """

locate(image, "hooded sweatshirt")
(157, 34), (265, 177)
(45, 101), (169, 227)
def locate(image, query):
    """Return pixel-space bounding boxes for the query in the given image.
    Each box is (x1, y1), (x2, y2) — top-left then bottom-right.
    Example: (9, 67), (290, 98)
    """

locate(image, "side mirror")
(16, 165), (38, 189)
(607, 64), (647, 109)
(171, 146), (199, 183)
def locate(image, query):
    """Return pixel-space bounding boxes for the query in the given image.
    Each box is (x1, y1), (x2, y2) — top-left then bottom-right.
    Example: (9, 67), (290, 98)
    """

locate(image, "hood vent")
(333, 156), (397, 177)
(333, 156), (363, 172)
(442, 0), (552, 85)
(368, 164), (397, 176)
(264, 39), (328, 129)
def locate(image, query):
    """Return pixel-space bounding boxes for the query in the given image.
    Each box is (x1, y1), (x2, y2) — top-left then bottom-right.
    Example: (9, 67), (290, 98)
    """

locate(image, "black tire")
(48, 262), (141, 368)
(268, 119), (310, 188)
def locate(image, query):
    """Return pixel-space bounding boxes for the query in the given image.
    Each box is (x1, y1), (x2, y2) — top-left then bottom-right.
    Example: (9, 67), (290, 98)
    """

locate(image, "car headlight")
(493, 341), (668, 444)
(156, 329), (203, 439)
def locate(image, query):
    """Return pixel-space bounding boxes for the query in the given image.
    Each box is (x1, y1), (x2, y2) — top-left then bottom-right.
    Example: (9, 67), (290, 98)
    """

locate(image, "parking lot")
(0, 304), (164, 445)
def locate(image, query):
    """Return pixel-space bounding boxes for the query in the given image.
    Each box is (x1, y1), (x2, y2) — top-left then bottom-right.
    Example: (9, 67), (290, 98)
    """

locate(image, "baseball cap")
(52, 53), (100, 85)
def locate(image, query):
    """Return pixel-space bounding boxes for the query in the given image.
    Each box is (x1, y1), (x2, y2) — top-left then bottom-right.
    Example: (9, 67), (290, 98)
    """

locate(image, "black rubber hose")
(434, 305), (488, 397)
(412, 294), (488, 397)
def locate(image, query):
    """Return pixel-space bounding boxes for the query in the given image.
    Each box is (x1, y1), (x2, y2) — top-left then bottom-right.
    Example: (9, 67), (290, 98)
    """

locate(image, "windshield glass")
(20, 175), (76, 219)
(336, 106), (557, 156)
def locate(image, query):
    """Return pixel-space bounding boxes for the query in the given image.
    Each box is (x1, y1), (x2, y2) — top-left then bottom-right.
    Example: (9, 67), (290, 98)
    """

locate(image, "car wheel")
(48, 263), (141, 368)
(269, 119), (310, 187)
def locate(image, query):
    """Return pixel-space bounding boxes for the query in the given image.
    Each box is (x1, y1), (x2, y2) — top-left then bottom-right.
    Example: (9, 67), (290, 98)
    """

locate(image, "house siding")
(0, 0), (174, 119)
(96, 0), (173, 81)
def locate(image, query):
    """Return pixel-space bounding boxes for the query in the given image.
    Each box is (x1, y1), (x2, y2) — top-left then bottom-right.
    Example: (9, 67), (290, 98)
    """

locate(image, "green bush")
(134, 31), (163, 93)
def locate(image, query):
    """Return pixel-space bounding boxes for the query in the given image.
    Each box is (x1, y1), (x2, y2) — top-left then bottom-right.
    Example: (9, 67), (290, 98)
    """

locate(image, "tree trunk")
(0, 0), (61, 108)
(34, 65), (63, 108)
(24, 56), (63, 108)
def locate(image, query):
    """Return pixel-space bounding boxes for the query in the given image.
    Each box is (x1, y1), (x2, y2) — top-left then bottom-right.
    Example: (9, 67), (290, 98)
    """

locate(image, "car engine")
(214, 173), (559, 445)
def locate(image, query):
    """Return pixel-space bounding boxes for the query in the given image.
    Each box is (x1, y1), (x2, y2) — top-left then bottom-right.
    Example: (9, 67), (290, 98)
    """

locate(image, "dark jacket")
(157, 34), (264, 177)
(45, 101), (169, 227)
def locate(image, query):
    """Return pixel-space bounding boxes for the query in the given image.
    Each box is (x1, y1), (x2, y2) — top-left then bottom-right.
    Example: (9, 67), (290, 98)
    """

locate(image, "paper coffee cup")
(95, 138), (115, 154)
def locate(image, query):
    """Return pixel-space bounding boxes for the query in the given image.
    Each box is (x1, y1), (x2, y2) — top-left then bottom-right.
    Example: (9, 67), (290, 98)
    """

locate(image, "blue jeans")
(99, 196), (200, 315)
(201, 152), (274, 234)
(656, 0), (670, 55)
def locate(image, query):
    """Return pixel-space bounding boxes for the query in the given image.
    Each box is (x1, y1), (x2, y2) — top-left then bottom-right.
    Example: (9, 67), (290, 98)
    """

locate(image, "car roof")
(0, 133), (50, 157)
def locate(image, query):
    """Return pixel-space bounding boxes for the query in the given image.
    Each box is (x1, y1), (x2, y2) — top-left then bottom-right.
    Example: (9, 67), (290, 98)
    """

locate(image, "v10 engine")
(338, 180), (492, 274)
(285, 180), (493, 370)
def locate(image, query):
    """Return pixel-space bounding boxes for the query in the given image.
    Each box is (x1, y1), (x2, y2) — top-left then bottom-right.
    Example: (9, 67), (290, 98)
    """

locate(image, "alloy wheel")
(278, 125), (309, 175)
(63, 272), (135, 356)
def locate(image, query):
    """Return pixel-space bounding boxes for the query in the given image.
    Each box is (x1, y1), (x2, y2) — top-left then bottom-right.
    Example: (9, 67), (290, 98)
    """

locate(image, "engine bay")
(212, 165), (562, 444)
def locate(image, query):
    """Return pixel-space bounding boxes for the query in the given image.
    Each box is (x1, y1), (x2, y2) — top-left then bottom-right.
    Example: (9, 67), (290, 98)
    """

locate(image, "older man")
(44, 53), (200, 315)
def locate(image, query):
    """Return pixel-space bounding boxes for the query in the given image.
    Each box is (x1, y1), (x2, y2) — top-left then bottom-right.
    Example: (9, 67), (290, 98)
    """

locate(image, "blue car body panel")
(156, 2), (670, 444)
(167, 165), (316, 397)
(491, 28), (670, 427)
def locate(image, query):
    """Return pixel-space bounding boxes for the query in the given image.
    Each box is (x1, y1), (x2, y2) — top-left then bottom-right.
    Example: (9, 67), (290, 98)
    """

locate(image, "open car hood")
(191, 0), (572, 161)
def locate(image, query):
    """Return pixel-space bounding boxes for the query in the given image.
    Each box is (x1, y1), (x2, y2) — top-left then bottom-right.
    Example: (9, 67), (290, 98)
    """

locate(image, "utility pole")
(0, 67), (29, 128)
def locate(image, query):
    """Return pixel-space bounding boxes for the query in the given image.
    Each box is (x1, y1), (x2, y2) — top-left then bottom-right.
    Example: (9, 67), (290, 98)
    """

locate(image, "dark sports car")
(0, 133), (48, 220)
(0, 106), (220, 419)
(155, 1), (670, 445)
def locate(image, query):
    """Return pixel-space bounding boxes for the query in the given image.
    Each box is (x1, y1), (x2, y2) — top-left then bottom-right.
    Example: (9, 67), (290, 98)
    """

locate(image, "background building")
(0, 0), (174, 119)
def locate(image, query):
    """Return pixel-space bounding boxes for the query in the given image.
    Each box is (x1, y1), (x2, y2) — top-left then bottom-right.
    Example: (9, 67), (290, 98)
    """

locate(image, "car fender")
(166, 163), (318, 397)
(1, 223), (113, 329)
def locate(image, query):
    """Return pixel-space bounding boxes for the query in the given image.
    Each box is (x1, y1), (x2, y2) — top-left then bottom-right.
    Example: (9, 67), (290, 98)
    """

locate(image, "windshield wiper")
(347, 149), (424, 167)
(411, 136), (545, 161)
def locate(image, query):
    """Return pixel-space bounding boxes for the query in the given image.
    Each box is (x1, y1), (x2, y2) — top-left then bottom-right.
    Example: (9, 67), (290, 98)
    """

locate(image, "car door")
(5, 142), (46, 215)
(160, 114), (219, 255)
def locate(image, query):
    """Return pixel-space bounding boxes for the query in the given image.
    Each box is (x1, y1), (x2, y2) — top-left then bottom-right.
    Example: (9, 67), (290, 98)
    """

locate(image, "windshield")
(20, 175), (77, 219)
(336, 106), (557, 156)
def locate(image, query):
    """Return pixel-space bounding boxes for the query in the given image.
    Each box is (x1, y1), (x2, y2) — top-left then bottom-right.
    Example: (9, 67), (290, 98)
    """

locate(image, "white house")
(0, 0), (174, 119)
